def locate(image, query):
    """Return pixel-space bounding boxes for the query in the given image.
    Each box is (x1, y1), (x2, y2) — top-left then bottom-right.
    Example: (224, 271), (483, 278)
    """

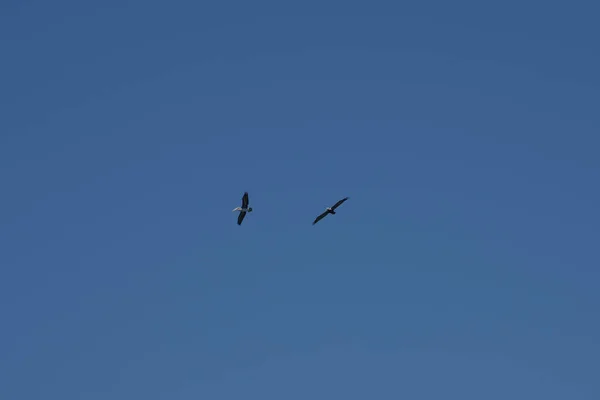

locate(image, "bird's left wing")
(237, 211), (246, 225)
(312, 211), (329, 225)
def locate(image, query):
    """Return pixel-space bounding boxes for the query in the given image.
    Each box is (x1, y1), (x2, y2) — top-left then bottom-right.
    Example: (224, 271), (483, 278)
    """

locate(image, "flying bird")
(232, 192), (253, 225)
(312, 197), (349, 225)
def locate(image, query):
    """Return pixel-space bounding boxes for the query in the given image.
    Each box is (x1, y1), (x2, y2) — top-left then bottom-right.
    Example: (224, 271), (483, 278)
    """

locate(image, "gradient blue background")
(1, 1), (598, 399)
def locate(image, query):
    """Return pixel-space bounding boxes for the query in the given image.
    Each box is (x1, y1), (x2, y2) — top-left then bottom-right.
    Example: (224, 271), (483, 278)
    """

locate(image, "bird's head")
(248, 207), (253, 212)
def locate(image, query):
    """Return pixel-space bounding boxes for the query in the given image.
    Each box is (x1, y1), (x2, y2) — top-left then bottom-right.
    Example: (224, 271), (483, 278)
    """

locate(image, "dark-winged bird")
(232, 192), (253, 225)
(312, 197), (349, 225)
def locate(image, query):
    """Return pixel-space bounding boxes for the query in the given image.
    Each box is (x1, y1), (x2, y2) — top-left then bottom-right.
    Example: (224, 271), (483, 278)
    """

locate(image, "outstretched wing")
(331, 196), (349, 210)
(241, 192), (249, 208)
(237, 211), (247, 225)
(312, 210), (329, 225)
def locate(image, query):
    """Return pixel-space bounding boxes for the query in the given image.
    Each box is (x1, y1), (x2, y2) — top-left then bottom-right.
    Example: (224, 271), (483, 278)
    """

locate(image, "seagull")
(232, 192), (253, 225)
(312, 197), (349, 225)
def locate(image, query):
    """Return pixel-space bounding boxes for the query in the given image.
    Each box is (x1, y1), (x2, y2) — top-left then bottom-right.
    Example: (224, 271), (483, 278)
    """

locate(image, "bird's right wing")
(312, 211), (329, 225)
(331, 197), (349, 210)
(237, 211), (246, 225)
(241, 192), (249, 209)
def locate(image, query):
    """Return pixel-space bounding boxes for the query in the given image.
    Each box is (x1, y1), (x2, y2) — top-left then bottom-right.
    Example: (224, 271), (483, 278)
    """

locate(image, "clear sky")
(1, 1), (599, 399)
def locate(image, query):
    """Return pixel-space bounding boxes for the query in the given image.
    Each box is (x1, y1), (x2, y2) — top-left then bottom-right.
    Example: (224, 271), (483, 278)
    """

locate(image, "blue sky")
(1, 1), (599, 399)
